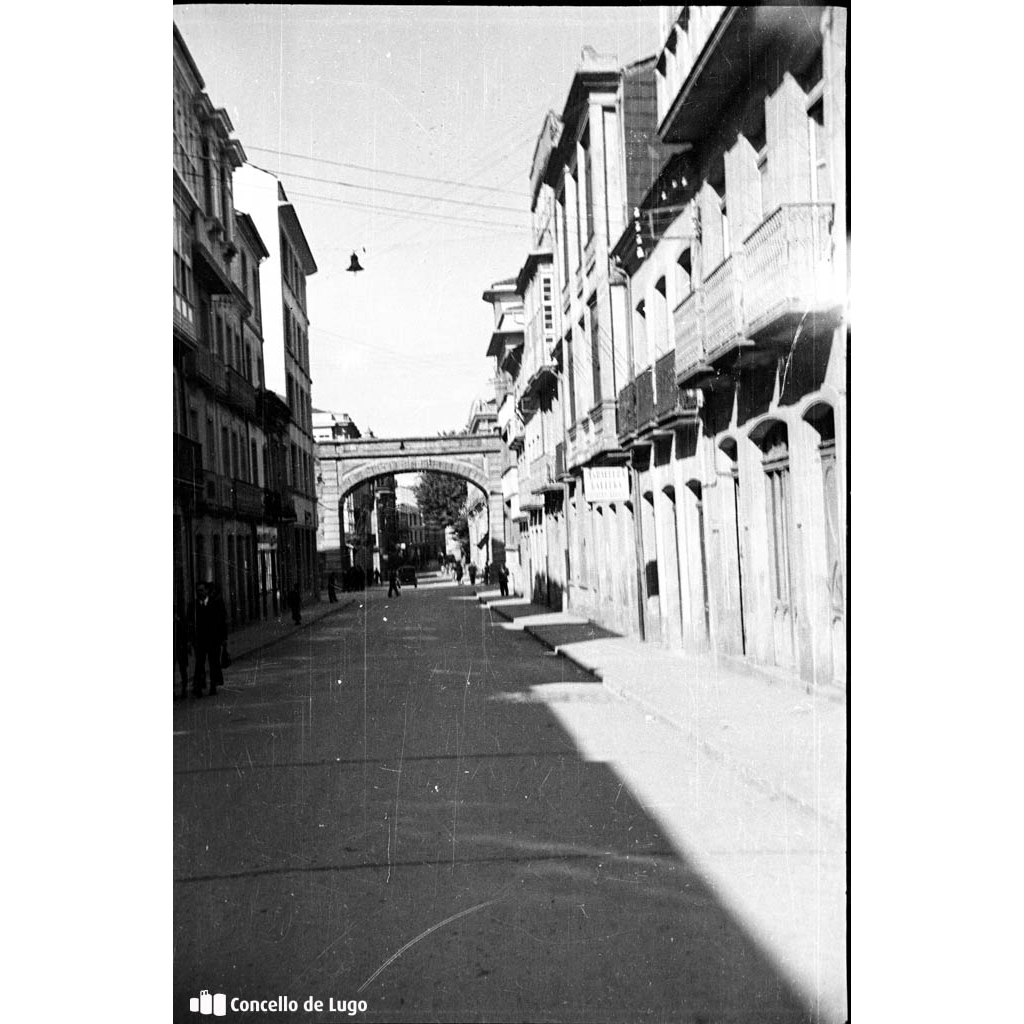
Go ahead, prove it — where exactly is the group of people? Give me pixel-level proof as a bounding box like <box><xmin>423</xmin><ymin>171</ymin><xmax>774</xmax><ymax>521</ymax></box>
<box><xmin>438</xmin><ymin>558</ymin><xmax>509</xmax><ymax>595</ymax></box>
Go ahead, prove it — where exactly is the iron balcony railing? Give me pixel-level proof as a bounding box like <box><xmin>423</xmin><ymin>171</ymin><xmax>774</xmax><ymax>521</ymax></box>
<box><xmin>185</xmin><ymin>346</ymin><xmax>228</xmax><ymax>395</ymax></box>
<box><xmin>226</xmin><ymin>368</ymin><xmax>258</xmax><ymax>419</ymax></box>
<box><xmin>173</xmin><ymin>433</ymin><xmax>203</xmax><ymax>500</ymax></box>
<box><xmin>201</xmin><ymin>470</ymin><xmax>231</xmax><ymax>512</ymax></box>
<box><xmin>703</xmin><ymin>254</ymin><xmax>744</xmax><ymax>361</ymax></box>
<box><xmin>554</xmin><ymin>441</ymin><xmax>566</xmax><ymax>480</ymax></box>
<box><xmin>636</xmin><ymin>366</ymin><xmax>656</xmax><ymax>432</ymax></box>
<box><xmin>674</xmin><ymin>288</ymin><xmax>707</xmax><ymax>380</ymax></box>
<box><xmin>617</xmin><ymin>380</ymin><xmax>637</xmax><ymax>440</ymax></box>
<box><xmin>742</xmin><ymin>202</ymin><xmax>836</xmax><ymax>340</ymax></box>
<box><xmin>654</xmin><ymin>351</ymin><xmax>678</xmax><ymax>420</ymax></box>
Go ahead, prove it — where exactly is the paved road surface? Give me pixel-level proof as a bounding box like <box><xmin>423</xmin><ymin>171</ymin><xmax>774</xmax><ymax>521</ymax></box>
<box><xmin>174</xmin><ymin>577</ymin><xmax>830</xmax><ymax>1022</ymax></box>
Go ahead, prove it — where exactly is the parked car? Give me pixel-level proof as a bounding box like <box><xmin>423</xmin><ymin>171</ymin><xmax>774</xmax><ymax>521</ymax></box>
<box><xmin>398</xmin><ymin>565</ymin><xmax>418</xmax><ymax>588</ymax></box>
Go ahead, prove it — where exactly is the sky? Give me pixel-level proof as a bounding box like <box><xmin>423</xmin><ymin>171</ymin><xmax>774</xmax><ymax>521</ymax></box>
<box><xmin>173</xmin><ymin>5</ymin><xmax>662</xmax><ymax>439</ymax></box>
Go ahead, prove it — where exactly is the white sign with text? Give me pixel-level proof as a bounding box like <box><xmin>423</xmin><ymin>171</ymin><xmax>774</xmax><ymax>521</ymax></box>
<box><xmin>582</xmin><ymin>466</ymin><xmax>629</xmax><ymax>503</ymax></box>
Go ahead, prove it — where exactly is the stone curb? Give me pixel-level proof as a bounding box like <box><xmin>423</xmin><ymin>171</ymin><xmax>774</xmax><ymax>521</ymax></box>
<box><xmin>228</xmin><ymin>597</ymin><xmax>359</xmax><ymax>663</ymax></box>
<box><xmin>480</xmin><ymin>594</ymin><xmax>842</xmax><ymax>831</ymax></box>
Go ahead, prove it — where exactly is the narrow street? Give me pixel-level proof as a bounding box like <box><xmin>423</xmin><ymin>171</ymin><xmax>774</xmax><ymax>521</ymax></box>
<box><xmin>174</xmin><ymin>574</ymin><xmax>837</xmax><ymax>1023</ymax></box>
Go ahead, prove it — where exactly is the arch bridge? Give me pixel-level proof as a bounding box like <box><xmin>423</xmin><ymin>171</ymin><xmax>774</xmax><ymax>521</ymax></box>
<box><xmin>316</xmin><ymin>433</ymin><xmax>508</xmax><ymax>572</ymax></box>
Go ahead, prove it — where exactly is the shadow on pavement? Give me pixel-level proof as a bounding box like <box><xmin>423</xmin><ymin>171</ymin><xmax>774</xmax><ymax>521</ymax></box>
<box><xmin>174</xmin><ymin>585</ymin><xmax>824</xmax><ymax>1023</ymax></box>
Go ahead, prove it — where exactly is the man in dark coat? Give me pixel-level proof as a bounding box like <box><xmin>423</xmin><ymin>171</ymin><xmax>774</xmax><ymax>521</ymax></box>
<box><xmin>187</xmin><ymin>582</ymin><xmax>227</xmax><ymax>697</ymax></box>
<box><xmin>498</xmin><ymin>564</ymin><xmax>509</xmax><ymax>597</ymax></box>
<box><xmin>387</xmin><ymin>567</ymin><xmax>401</xmax><ymax>598</ymax></box>
<box><xmin>468</xmin><ymin>563</ymin><xmax>477</xmax><ymax>585</ymax></box>
<box><xmin>327</xmin><ymin>572</ymin><xmax>338</xmax><ymax>603</ymax></box>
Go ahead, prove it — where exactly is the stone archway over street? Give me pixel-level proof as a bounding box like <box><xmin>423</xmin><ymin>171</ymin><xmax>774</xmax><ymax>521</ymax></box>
<box><xmin>316</xmin><ymin>433</ymin><xmax>508</xmax><ymax>572</ymax></box>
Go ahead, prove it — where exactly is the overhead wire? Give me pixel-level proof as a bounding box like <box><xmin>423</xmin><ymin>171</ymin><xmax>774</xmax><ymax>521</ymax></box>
<box><xmin>244</xmin><ymin>144</ymin><xmax>529</xmax><ymax>197</ymax></box>
<box><xmin>246</xmin><ymin>162</ymin><xmax>529</xmax><ymax>214</ymax></box>
<box><xmin>178</xmin><ymin>162</ymin><xmax>526</xmax><ymax>232</ymax></box>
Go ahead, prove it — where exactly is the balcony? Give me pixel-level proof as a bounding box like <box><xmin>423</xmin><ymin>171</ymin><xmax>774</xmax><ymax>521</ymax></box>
<box><xmin>554</xmin><ymin>441</ymin><xmax>568</xmax><ymax>482</ymax></box>
<box><xmin>635</xmin><ymin>367</ymin><xmax>656</xmax><ymax>434</ymax></box>
<box><xmin>742</xmin><ymin>203</ymin><xmax>840</xmax><ymax>346</ymax></box>
<box><xmin>233</xmin><ymin>479</ymin><xmax>264</xmax><ymax>519</ymax></box>
<box><xmin>173</xmin><ymin>433</ymin><xmax>203</xmax><ymax>504</ymax></box>
<box><xmin>191</xmin><ymin>209</ymin><xmax>235</xmax><ymax>294</ymax></box>
<box><xmin>184</xmin><ymin>346</ymin><xmax>227</xmax><ymax>395</ymax></box>
<box><xmin>703</xmin><ymin>255</ymin><xmax>745</xmax><ymax>362</ymax></box>
<box><xmin>654</xmin><ymin>351</ymin><xmax>701</xmax><ymax>430</ymax></box>
<box><xmin>659</xmin><ymin>7</ymin><xmax>821</xmax><ymax>145</ymax></box>
<box><xmin>226</xmin><ymin>368</ymin><xmax>258</xmax><ymax>419</ymax></box>
<box><xmin>263</xmin><ymin>489</ymin><xmax>297</xmax><ymax>522</ymax></box>
<box><xmin>200</xmin><ymin>470</ymin><xmax>232</xmax><ymax>513</ymax></box>
<box><xmin>674</xmin><ymin>289</ymin><xmax>713</xmax><ymax>383</ymax></box>
<box><xmin>616</xmin><ymin>380</ymin><xmax>637</xmax><ymax>442</ymax></box>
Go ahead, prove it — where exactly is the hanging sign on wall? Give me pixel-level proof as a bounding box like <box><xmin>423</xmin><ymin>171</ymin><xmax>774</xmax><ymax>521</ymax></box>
<box><xmin>582</xmin><ymin>466</ymin><xmax>629</xmax><ymax>503</ymax></box>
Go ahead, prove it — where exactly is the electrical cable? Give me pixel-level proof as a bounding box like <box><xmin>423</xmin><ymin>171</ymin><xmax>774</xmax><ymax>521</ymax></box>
<box><xmin>247</xmin><ymin>162</ymin><xmax>528</xmax><ymax>215</ymax></box>
<box><xmin>243</xmin><ymin>143</ymin><xmax>531</xmax><ymax>197</ymax></box>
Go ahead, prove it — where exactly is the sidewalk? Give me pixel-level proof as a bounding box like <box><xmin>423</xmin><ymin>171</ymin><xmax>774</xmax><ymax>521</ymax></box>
<box><xmin>478</xmin><ymin>589</ymin><xmax>846</xmax><ymax>830</ymax></box>
<box><xmin>174</xmin><ymin>593</ymin><xmax>358</xmax><ymax>696</ymax></box>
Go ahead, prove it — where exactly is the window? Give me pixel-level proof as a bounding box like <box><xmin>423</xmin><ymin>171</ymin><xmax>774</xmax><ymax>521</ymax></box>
<box><xmin>654</xmin><ymin>277</ymin><xmax>669</xmax><ymax>354</ymax></box>
<box><xmin>215</xmin><ymin>314</ymin><xmax>224</xmax><ymax>361</ymax></box>
<box><xmin>173</xmin><ymin>205</ymin><xmax>195</xmax><ymax>325</ymax></box>
<box><xmin>808</xmin><ymin>99</ymin><xmax>829</xmax><ymax>202</ymax></box>
<box><xmin>202</xmin><ymin>137</ymin><xmax>214</xmax><ymax>214</ymax></box>
<box><xmin>541</xmin><ymin>274</ymin><xmax>554</xmax><ymax>333</ymax></box>
<box><xmin>761</xmin><ymin>427</ymin><xmax>792</xmax><ymax>609</ymax></box>
<box><xmin>221</xmin><ymin>426</ymin><xmax>230</xmax><ymax>477</ymax></box>
<box><xmin>633</xmin><ymin>299</ymin><xmax>648</xmax><ymax>370</ymax></box>
<box><xmin>720</xmin><ymin>196</ymin><xmax>730</xmax><ymax>259</ymax></box>
<box><xmin>572</xmin><ymin>167</ymin><xmax>583</xmax><ymax>268</ymax></box>
<box><xmin>283</xmin><ymin>303</ymin><xmax>291</xmax><ymax>351</ymax></box>
<box><xmin>565</xmin><ymin>331</ymin><xmax>577</xmax><ymax>424</ymax></box>
<box><xmin>251</xmin><ymin>440</ymin><xmax>259</xmax><ymax>486</ymax></box>
<box><xmin>241</xmin><ymin>251</ymin><xmax>248</xmax><ymax>300</ymax></box>
<box><xmin>206</xmin><ymin>418</ymin><xmax>215</xmax><ymax>471</ymax></box>
<box><xmin>286</xmin><ymin>374</ymin><xmax>294</xmax><ymax>411</ymax></box>
<box><xmin>582</xmin><ymin>126</ymin><xmax>594</xmax><ymax>242</ymax></box>
<box><xmin>676</xmin><ymin>249</ymin><xmax>692</xmax><ymax>300</ymax></box>
<box><xmin>252</xmin><ymin>266</ymin><xmax>261</xmax><ymax>324</ymax></box>
<box><xmin>558</xmin><ymin>186</ymin><xmax>570</xmax><ymax>284</ymax></box>
<box><xmin>588</xmin><ymin>302</ymin><xmax>602</xmax><ymax>404</ymax></box>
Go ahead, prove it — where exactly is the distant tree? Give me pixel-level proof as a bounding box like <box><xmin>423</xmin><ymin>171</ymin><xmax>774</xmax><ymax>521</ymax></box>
<box><xmin>414</xmin><ymin>472</ymin><xmax>469</xmax><ymax>545</ymax></box>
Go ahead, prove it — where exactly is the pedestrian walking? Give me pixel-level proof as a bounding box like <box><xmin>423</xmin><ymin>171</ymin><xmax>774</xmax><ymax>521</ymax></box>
<box><xmin>387</xmin><ymin>567</ymin><xmax>401</xmax><ymax>597</ymax></box>
<box><xmin>327</xmin><ymin>572</ymin><xmax>338</xmax><ymax>603</ymax></box>
<box><xmin>498</xmin><ymin>564</ymin><xmax>509</xmax><ymax>597</ymax></box>
<box><xmin>483</xmin><ymin>563</ymin><xmax>490</xmax><ymax>585</ymax></box>
<box><xmin>187</xmin><ymin>581</ymin><xmax>227</xmax><ymax>697</ymax></box>
<box><xmin>373</xmin><ymin>568</ymin><xmax>381</xmax><ymax>585</ymax></box>
<box><xmin>454</xmin><ymin>561</ymin><xmax>464</xmax><ymax>584</ymax></box>
<box><xmin>468</xmin><ymin>563</ymin><xmax>477</xmax><ymax>585</ymax></box>
<box><xmin>288</xmin><ymin>583</ymin><xmax>302</xmax><ymax>624</ymax></box>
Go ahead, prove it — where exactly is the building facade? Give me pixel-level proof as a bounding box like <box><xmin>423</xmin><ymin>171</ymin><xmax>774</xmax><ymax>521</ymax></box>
<box><xmin>233</xmin><ymin>163</ymin><xmax>320</xmax><ymax>608</ymax></box>
<box><xmin>609</xmin><ymin>5</ymin><xmax>847</xmax><ymax>688</ymax></box>
<box><xmin>535</xmin><ymin>48</ymin><xmax>672</xmax><ymax>634</ymax></box>
<box><xmin>483</xmin><ymin>279</ymin><xmax>526</xmax><ymax>591</ymax></box>
<box><xmin>482</xmin><ymin>11</ymin><xmax>847</xmax><ymax>694</ymax></box>
<box><xmin>174</xmin><ymin>26</ymin><xmax>287</xmax><ymax>632</ymax></box>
